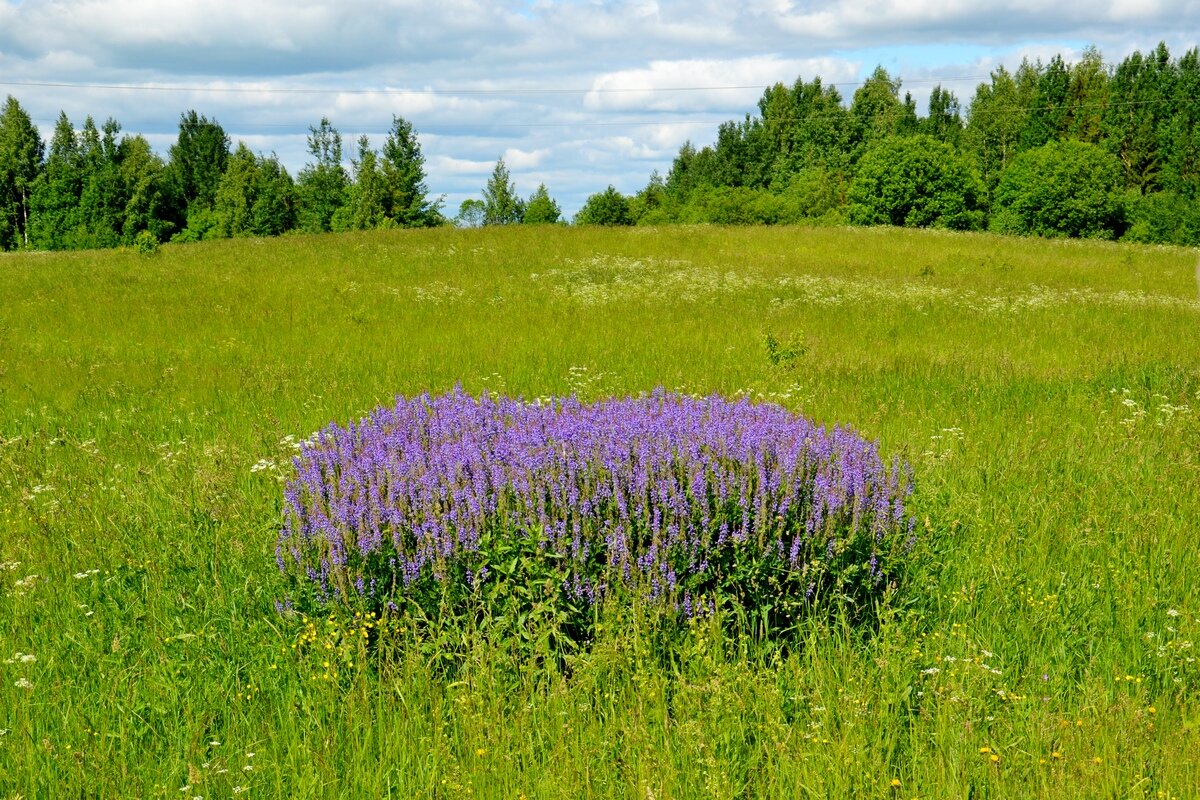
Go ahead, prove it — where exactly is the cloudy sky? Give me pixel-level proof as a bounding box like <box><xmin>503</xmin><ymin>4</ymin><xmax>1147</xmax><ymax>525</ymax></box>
<box><xmin>1</xmin><ymin>0</ymin><xmax>1197</xmax><ymax>217</ymax></box>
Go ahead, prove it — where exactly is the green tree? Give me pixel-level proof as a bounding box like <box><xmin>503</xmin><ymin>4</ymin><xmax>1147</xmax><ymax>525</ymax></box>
<box><xmin>212</xmin><ymin>143</ymin><xmax>259</xmax><ymax>237</ymax></box>
<box><xmin>482</xmin><ymin>157</ymin><xmax>523</xmax><ymax>224</ymax></box>
<box><xmin>1102</xmin><ymin>43</ymin><xmax>1176</xmax><ymax>193</ymax></box>
<box><xmin>0</xmin><ymin>96</ymin><xmax>44</xmax><ymax>249</ymax></box>
<box><xmin>847</xmin><ymin>135</ymin><xmax>984</xmax><ymax>230</ymax></box>
<box><xmin>455</xmin><ymin>198</ymin><xmax>486</xmax><ymax>227</ymax></box>
<box><xmin>849</xmin><ymin>66</ymin><xmax>906</xmax><ymax>153</ymax></box>
<box><xmin>575</xmin><ymin>185</ymin><xmax>632</xmax><ymax>226</ymax></box>
<box><xmin>381</xmin><ymin>116</ymin><xmax>437</xmax><ymax>227</ymax></box>
<box><xmin>964</xmin><ymin>66</ymin><xmax>1028</xmax><ymax>193</ymax></box>
<box><xmin>1022</xmin><ymin>55</ymin><xmax>1072</xmax><ymax>150</ymax></box>
<box><xmin>167</xmin><ymin>111</ymin><xmax>230</xmax><ymax>213</ymax></box>
<box><xmin>1162</xmin><ymin>47</ymin><xmax>1200</xmax><ymax>199</ymax></box>
<box><xmin>1066</xmin><ymin>46</ymin><xmax>1108</xmax><ymax>143</ymax></box>
<box><xmin>922</xmin><ymin>86</ymin><xmax>963</xmax><ymax>145</ymax></box>
<box><xmin>1122</xmin><ymin>190</ymin><xmax>1200</xmax><ymax>245</ymax></box>
<box><xmin>629</xmin><ymin>171</ymin><xmax>674</xmax><ymax>224</ymax></box>
<box><xmin>522</xmin><ymin>184</ymin><xmax>561</xmax><ymax>224</ymax></box>
<box><xmin>250</xmin><ymin>155</ymin><xmax>296</xmax><ymax>236</ymax></box>
<box><xmin>342</xmin><ymin>135</ymin><xmax>389</xmax><ymax>231</ymax></box>
<box><xmin>211</xmin><ymin>144</ymin><xmax>296</xmax><ymax>238</ymax></box>
<box><xmin>28</xmin><ymin>112</ymin><xmax>81</xmax><ymax>250</ymax></box>
<box><xmin>117</xmin><ymin>134</ymin><xmax>171</xmax><ymax>243</ymax></box>
<box><xmin>992</xmin><ymin>140</ymin><xmax>1124</xmax><ymax>238</ymax></box>
<box><xmin>666</xmin><ymin>141</ymin><xmax>700</xmax><ymax>198</ymax></box>
<box><xmin>73</xmin><ymin>117</ymin><xmax>123</xmax><ymax>249</ymax></box>
<box><xmin>770</xmin><ymin>77</ymin><xmax>853</xmax><ymax>186</ymax></box>
<box><xmin>297</xmin><ymin>117</ymin><xmax>350</xmax><ymax>233</ymax></box>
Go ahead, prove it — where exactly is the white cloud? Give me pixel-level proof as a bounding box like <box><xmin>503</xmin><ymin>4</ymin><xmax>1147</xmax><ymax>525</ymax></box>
<box><xmin>585</xmin><ymin>56</ymin><xmax>861</xmax><ymax>112</ymax></box>
<box><xmin>502</xmin><ymin>147</ymin><xmax>552</xmax><ymax>169</ymax></box>
<box><xmin>429</xmin><ymin>155</ymin><xmax>496</xmax><ymax>176</ymax></box>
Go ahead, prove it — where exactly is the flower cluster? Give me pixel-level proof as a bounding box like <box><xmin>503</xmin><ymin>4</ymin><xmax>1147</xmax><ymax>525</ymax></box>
<box><xmin>277</xmin><ymin>389</ymin><xmax>915</xmax><ymax>625</ymax></box>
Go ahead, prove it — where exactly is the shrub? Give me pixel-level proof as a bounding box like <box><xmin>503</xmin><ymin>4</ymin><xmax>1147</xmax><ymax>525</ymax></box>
<box><xmin>776</xmin><ymin>166</ymin><xmax>847</xmax><ymax>223</ymax></box>
<box><xmin>132</xmin><ymin>229</ymin><xmax>160</xmax><ymax>255</ymax></box>
<box><xmin>575</xmin><ymin>186</ymin><xmax>633</xmax><ymax>226</ymax></box>
<box><xmin>848</xmin><ymin>135</ymin><xmax>985</xmax><ymax>230</ymax></box>
<box><xmin>277</xmin><ymin>390</ymin><xmax>916</xmax><ymax>653</ymax></box>
<box><xmin>1122</xmin><ymin>191</ymin><xmax>1200</xmax><ymax>246</ymax></box>
<box><xmin>993</xmin><ymin>140</ymin><xmax>1125</xmax><ymax>239</ymax></box>
<box><xmin>676</xmin><ymin>186</ymin><xmax>783</xmax><ymax>225</ymax></box>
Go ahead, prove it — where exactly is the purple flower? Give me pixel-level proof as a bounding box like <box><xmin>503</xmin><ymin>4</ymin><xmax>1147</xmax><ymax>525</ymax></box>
<box><xmin>276</xmin><ymin>388</ymin><xmax>915</xmax><ymax>615</ymax></box>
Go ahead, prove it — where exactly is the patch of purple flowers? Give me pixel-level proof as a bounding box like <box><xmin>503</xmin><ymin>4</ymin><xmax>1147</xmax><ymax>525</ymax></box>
<box><xmin>277</xmin><ymin>388</ymin><xmax>915</xmax><ymax>620</ymax></box>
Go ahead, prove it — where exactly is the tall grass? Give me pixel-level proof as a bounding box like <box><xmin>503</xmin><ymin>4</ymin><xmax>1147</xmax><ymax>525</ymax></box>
<box><xmin>0</xmin><ymin>225</ymin><xmax>1197</xmax><ymax>798</ymax></box>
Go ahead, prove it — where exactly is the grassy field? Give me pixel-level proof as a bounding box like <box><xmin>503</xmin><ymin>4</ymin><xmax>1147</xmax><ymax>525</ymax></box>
<box><xmin>1</xmin><ymin>224</ymin><xmax>1198</xmax><ymax>798</ymax></box>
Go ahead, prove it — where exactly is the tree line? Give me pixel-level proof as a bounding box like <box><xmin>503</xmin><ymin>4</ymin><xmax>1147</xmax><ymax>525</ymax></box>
<box><xmin>2</xmin><ymin>42</ymin><xmax>1198</xmax><ymax>251</ymax></box>
<box><xmin>0</xmin><ymin>105</ymin><xmax>444</xmax><ymax>251</ymax></box>
<box><xmin>578</xmin><ymin>43</ymin><xmax>1200</xmax><ymax>245</ymax></box>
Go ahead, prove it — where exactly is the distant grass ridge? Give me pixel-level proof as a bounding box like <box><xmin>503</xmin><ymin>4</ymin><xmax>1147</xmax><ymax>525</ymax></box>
<box><xmin>277</xmin><ymin>388</ymin><xmax>915</xmax><ymax>644</ymax></box>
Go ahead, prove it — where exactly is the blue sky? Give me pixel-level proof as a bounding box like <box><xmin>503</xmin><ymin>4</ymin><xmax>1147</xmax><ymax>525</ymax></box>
<box><xmin>0</xmin><ymin>1</ymin><xmax>1196</xmax><ymax>217</ymax></box>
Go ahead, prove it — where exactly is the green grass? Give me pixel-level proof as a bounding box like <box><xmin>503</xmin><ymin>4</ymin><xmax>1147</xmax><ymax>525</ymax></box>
<box><xmin>1</xmin><ymin>224</ymin><xmax>1198</xmax><ymax>798</ymax></box>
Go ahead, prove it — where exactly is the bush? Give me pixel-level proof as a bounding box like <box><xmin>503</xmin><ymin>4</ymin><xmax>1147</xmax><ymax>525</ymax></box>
<box><xmin>575</xmin><ymin>186</ymin><xmax>633</xmax><ymax>226</ymax></box>
<box><xmin>277</xmin><ymin>390</ymin><xmax>918</xmax><ymax>657</ymax></box>
<box><xmin>676</xmin><ymin>186</ymin><xmax>783</xmax><ymax>225</ymax></box>
<box><xmin>1122</xmin><ymin>191</ymin><xmax>1200</xmax><ymax>246</ymax></box>
<box><xmin>132</xmin><ymin>229</ymin><xmax>160</xmax><ymax>255</ymax></box>
<box><xmin>776</xmin><ymin>167</ymin><xmax>847</xmax><ymax>223</ymax></box>
<box><xmin>993</xmin><ymin>140</ymin><xmax>1125</xmax><ymax>239</ymax></box>
<box><xmin>848</xmin><ymin>135</ymin><xmax>985</xmax><ymax>230</ymax></box>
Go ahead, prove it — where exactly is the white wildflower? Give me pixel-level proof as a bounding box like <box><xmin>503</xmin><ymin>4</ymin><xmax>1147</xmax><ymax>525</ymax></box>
<box><xmin>14</xmin><ymin>678</ymin><xmax>32</xmax><ymax>689</ymax></box>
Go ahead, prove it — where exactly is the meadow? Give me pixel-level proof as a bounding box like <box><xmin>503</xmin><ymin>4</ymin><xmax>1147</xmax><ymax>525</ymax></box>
<box><xmin>0</xmin><ymin>224</ymin><xmax>1198</xmax><ymax>798</ymax></box>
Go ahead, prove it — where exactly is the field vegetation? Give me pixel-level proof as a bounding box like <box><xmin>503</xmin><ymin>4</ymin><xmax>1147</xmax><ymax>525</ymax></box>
<box><xmin>1</xmin><ymin>224</ymin><xmax>1198</xmax><ymax>798</ymax></box>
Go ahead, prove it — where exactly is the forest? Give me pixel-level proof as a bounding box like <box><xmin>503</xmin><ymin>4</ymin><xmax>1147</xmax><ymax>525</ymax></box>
<box><xmin>0</xmin><ymin>42</ymin><xmax>1198</xmax><ymax>250</ymax></box>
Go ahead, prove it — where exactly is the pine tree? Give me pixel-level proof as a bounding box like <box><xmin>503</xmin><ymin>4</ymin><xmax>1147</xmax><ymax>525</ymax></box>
<box><xmin>381</xmin><ymin>116</ymin><xmax>436</xmax><ymax>227</ymax></box>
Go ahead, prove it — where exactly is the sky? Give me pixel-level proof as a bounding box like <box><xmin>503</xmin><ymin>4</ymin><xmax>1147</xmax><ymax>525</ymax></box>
<box><xmin>0</xmin><ymin>1</ymin><xmax>1197</xmax><ymax>218</ymax></box>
